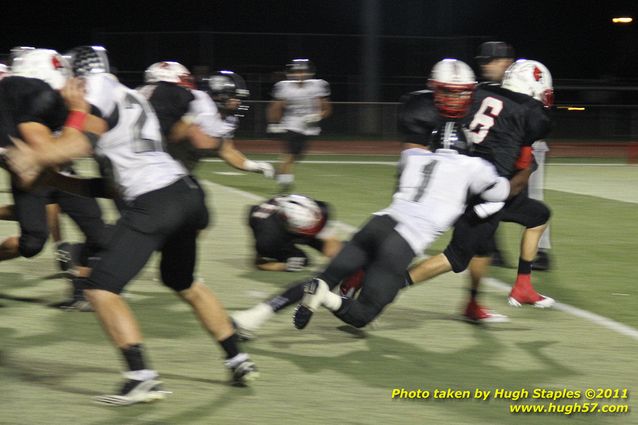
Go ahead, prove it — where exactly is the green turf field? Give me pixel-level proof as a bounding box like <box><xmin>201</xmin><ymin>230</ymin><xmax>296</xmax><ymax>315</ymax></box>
<box><xmin>1</xmin><ymin>157</ymin><xmax>637</xmax><ymax>425</ymax></box>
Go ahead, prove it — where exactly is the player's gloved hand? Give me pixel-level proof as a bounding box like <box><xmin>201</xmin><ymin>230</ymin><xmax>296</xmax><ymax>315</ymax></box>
<box><xmin>256</xmin><ymin>161</ymin><xmax>275</xmax><ymax>178</ymax></box>
<box><xmin>267</xmin><ymin>123</ymin><xmax>286</xmax><ymax>134</ymax></box>
<box><xmin>473</xmin><ymin>201</ymin><xmax>505</xmax><ymax>219</ymax></box>
<box><xmin>303</xmin><ymin>114</ymin><xmax>322</xmax><ymax>125</ymax></box>
<box><xmin>285</xmin><ymin>257</ymin><xmax>307</xmax><ymax>272</ymax></box>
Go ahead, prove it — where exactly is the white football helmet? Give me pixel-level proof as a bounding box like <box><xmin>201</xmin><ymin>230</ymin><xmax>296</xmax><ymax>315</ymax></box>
<box><xmin>428</xmin><ymin>59</ymin><xmax>477</xmax><ymax>118</ymax></box>
<box><xmin>277</xmin><ymin>194</ymin><xmax>326</xmax><ymax>236</ymax></box>
<box><xmin>502</xmin><ymin>59</ymin><xmax>554</xmax><ymax>107</ymax></box>
<box><xmin>144</xmin><ymin>61</ymin><xmax>193</xmax><ymax>88</ymax></box>
<box><xmin>10</xmin><ymin>48</ymin><xmax>71</xmax><ymax>90</ymax></box>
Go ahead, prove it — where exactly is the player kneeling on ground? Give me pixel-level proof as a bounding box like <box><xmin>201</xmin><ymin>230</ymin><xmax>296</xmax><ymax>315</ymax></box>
<box><xmin>249</xmin><ymin>194</ymin><xmax>341</xmax><ymax>272</ymax></box>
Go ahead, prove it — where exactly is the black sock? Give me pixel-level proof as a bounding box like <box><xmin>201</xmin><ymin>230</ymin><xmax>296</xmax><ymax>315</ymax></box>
<box><xmin>518</xmin><ymin>258</ymin><xmax>532</xmax><ymax>275</ymax></box>
<box><xmin>266</xmin><ymin>281</ymin><xmax>306</xmax><ymax>312</ymax></box>
<box><xmin>121</xmin><ymin>343</ymin><xmax>147</xmax><ymax>372</ymax></box>
<box><xmin>219</xmin><ymin>334</ymin><xmax>240</xmax><ymax>359</ymax></box>
<box><xmin>404</xmin><ymin>271</ymin><xmax>414</xmax><ymax>287</ymax></box>
<box><xmin>469</xmin><ymin>288</ymin><xmax>479</xmax><ymax>301</ymax></box>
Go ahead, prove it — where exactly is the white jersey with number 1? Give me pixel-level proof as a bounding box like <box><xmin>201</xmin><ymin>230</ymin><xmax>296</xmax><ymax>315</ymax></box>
<box><xmin>85</xmin><ymin>73</ymin><xmax>187</xmax><ymax>200</ymax></box>
<box><xmin>378</xmin><ymin>147</ymin><xmax>509</xmax><ymax>253</ymax></box>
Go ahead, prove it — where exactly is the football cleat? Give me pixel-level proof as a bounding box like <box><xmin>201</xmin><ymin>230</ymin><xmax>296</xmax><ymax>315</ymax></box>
<box><xmin>508</xmin><ymin>285</ymin><xmax>555</xmax><ymax>308</ymax></box>
<box><xmin>293</xmin><ymin>279</ymin><xmax>328</xmax><ymax>329</ymax></box>
<box><xmin>94</xmin><ymin>378</ymin><xmax>169</xmax><ymax>406</ymax></box>
<box><xmin>55</xmin><ymin>242</ymin><xmax>73</xmax><ymax>272</ymax></box>
<box><xmin>225</xmin><ymin>353</ymin><xmax>259</xmax><ymax>387</ymax></box>
<box><xmin>462</xmin><ymin>300</ymin><xmax>509</xmax><ymax>324</ymax></box>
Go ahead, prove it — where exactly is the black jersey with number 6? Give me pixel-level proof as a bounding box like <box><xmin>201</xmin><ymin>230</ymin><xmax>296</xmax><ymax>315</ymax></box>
<box><xmin>467</xmin><ymin>84</ymin><xmax>551</xmax><ymax>178</ymax></box>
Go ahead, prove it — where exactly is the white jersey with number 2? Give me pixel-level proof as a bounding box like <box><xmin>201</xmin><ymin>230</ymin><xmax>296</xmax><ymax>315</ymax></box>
<box><xmin>378</xmin><ymin>147</ymin><xmax>509</xmax><ymax>253</ymax></box>
<box><xmin>85</xmin><ymin>73</ymin><xmax>187</xmax><ymax>200</ymax></box>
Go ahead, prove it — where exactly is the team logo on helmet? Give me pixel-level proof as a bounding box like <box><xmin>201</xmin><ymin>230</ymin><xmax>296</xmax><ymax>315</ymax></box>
<box><xmin>277</xmin><ymin>194</ymin><xmax>326</xmax><ymax>237</ymax></box>
<box><xmin>10</xmin><ymin>48</ymin><xmax>72</xmax><ymax>90</ymax></box>
<box><xmin>502</xmin><ymin>59</ymin><xmax>554</xmax><ymax>108</ymax></box>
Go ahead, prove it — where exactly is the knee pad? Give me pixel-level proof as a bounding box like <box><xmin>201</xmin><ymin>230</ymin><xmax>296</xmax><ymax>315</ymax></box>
<box><xmin>19</xmin><ymin>233</ymin><xmax>48</xmax><ymax>258</ymax></box>
<box><xmin>526</xmin><ymin>203</ymin><xmax>551</xmax><ymax>228</ymax></box>
<box><xmin>333</xmin><ymin>298</ymin><xmax>383</xmax><ymax>328</ymax></box>
<box><xmin>160</xmin><ymin>263</ymin><xmax>194</xmax><ymax>292</ymax></box>
<box><xmin>443</xmin><ymin>243</ymin><xmax>473</xmax><ymax>273</ymax></box>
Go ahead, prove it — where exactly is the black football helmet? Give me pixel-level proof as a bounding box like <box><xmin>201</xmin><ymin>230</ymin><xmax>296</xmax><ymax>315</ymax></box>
<box><xmin>203</xmin><ymin>70</ymin><xmax>249</xmax><ymax>115</ymax></box>
<box><xmin>286</xmin><ymin>58</ymin><xmax>315</xmax><ymax>80</ymax></box>
<box><xmin>64</xmin><ymin>46</ymin><xmax>110</xmax><ymax>77</ymax></box>
<box><xmin>430</xmin><ymin>121</ymin><xmax>473</xmax><ymax>154</ymax></box>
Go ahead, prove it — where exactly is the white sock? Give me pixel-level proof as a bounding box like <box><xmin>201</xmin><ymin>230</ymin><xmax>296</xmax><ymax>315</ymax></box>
<box><xmin>233</xmin><ymin>303</ymin><xmax>274</xmax><ymax>331</ymax></box>
<box><xmin>123</xmin><ymin>369</ymin><xmax>158</xmax><ymax>381</ymax></box>
<box><xmin>277</xmin><ymin>174</ymin><xmax>294</xmax><ymax>185</ymax></box>
<box><xmin>322</xmin><ymin>291</ymin><xmax>343</xmax><ymax>312</ymax></box>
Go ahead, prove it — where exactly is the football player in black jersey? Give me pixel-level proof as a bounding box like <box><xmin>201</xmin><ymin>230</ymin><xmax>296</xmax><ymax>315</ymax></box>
<box><xmin>404</xmin><ymin>59</ymin><xmax>556</xmax><ymax>321</ymax></box>
<box><xmin>248</xmin><ymin>194</ymin><xmax>341</xmax><ymax>272</ymax></box>
<box><xmin>0</xmin><ymin>48</ymin><xmax>109</xmax><ymax>310</ymax></box>
<box><xmin>476</xmin><ymin>42</ymin><xmax>553</xmax><ymax>271</ymax></box>
<box><xmin>138</xmin><ymin>61</ymin><xmax>274</xmax><ymax>177</ymax></box>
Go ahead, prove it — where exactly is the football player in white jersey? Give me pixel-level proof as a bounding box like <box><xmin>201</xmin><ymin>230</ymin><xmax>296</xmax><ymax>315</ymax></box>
<box><xmin>292</xmin><ymin>107</ymin><xmax>511</xmax><ymax>330</ymax></box>
<box><xmin>139</xmin><ymin>62</ymin><xmax>274</xmax><ymax>177</ymax></box>
<box><xmin>267</xmin><ymin>59</ymin><xmax>331</xmax><ymax>192</ymax></box>
<box><xmin>6</xmin><ymin>46</ymin><xmax>259</xmax><ymax>405</ymax></box>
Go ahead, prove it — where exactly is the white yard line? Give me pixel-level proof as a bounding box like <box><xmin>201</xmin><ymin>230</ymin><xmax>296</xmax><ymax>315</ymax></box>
<box><xmin>201</xmin><ymin>179</ymin><xmax>638</xmax><ymax>341</ymax></box>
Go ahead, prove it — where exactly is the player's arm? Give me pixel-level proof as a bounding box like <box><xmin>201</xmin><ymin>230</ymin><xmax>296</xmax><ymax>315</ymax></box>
<box><xmin>218</xmin><ymin>139</ymin><xmax>274</xmax><ymax>177</ymax></box>
<box><xmin>319</xmin><ymin>96</ymin><xmax>332</xmax><ymax>120</ymax></box>
<box><xmin>267</xmin><ymin>100</ymin><xmax>285</xmax><ymax>124</ymax></box>
<box><xmin>39</xmin><ymin>170</ymin><xmax>113</xmax><ymax>198</ymax></box>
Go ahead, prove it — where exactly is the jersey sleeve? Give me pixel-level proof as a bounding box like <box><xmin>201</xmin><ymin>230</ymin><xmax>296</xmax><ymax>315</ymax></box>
<box><xmin>397</xmin><ymin>91</ymin><xmax>437</xmax><ymax>145</ymax></box>
<box><xmin>147</xmin><ymin>82</ymin><xmax>195</xmax><ymax>136</ymax></box>
<box><xmin>316</xmin><ymin>79</ymin><xmax>330</xmax><ymax>97</ymax></box>
<box><xmin>468</xmin><ymin>159</ymin><xmax>510</xmax><ymax>202</ymax></box>
<box><xmin>271</xmin><ymin>81</ymin><xmax>286</xmax><ymax>100</ymax></box>
<box><xmin>85</xmin><ymin>74</ymin><xmax>119</xmax><ymax>118</ymax></box>
<box><xmin>189</xmin><ymin>90</ymin><xmax>227</xmax><ymax>138</ymax></box>
<box><xmin>524</xmin><ymin>101</ymin><xmax>552</xmax><ymax>144</ymax></box>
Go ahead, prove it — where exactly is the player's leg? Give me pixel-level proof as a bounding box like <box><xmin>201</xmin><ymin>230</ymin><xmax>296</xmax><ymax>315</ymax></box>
<box><xmin>501</xmin><ymin>195</ymin><xmax>554</xmax><ymax>307</ymax></box>
<box><xmin>293</xmin><ymin>215</ymin><xmax>396</xmax><ymax>329</ymax></box>
<box><xmin>277</xmin><ymin>131</ymin><xmax>306</xmax><ymax>192</ymax></box>
<box><xmin>160</xmin><ymin>223</ymin><xmax>259</xmax><ymax>386</ymax></box>
<box><xmin>84</xmin><ymin>181</ymin><xmax>200</xmax><ymax>405</ymax></box>
<box><xmin>529</xmin><ymin>140</ymin><xmax>552</xmax><ymax>270</ymax></box>
<box><xmin>1</xmin><ymin>183</ymin><xmax>49</xmax><ymax>260</ymax></box>
<box><xmin>81</xmin><ymin>223</ymin><xmax>165</xmax><ymax>405</ymax></box>
<box><xmin>330</xmin><ymin>230</ymin><xmax>415</xmax><ymax>328</ymax></box>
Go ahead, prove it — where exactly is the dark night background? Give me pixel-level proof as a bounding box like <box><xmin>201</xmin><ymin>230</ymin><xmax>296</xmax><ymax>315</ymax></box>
<box><xmin>2</xmin><ymin>0</ymin><xmax>638</xmax><ymax>102</ymax></box>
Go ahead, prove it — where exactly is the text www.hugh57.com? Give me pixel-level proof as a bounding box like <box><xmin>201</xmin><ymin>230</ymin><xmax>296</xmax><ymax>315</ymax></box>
<box><xmin>510</xmin><ymin>402</ymin><xmax>629</xmax><ymax>416</ymax></box>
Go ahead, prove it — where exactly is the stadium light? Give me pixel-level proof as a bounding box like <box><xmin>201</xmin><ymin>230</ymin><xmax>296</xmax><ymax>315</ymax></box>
<box><xmin>557</xmin><ymin>106</ymin><xmax>586</xmax><ymax>111</ymax></box>
<box><xmin>612</xmin><ymin>17</ymin><xmax>633</xmax><ymax>24</ymax></box>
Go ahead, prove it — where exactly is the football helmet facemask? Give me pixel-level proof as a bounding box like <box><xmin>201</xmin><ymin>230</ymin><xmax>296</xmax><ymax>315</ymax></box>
<box><xmin>64</xmin><ymin>45</ymin><xmax>110</xmax><ymax>76</ymax></box>
<box><xmin>204</xmin><ymin>70</ymin><xmax>249</xmax><ymax>112</ymax></box>
<box><xmin>286</xmin><ymin>58</ymin><xmax>315</xmax><ymax>80</ymax></box>
<box><xmin>428</xmin><ymin>59</ymin><xmax>477</xmax><ymax>119</ymax></box>
<box><xmin>502</xmin><ymin>59</ymin><xmax>554</xmax><ymax>108</ymax></box>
